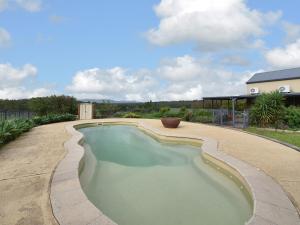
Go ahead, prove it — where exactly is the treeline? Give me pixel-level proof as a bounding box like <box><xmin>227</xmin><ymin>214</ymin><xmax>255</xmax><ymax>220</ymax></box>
<box><xmin>0</xmin><ymin>96</ymin><xmax>247</xmax><ymax>118</ymax></box>
<box><xmin>0</xmin><ymin>95</ymin><xmax>77</xmax><ymax>116</ymax></box>
<box><xmin>94</xmin><ymin>99</ymin><xmax>247</xmax><ymax>118</ymax></box>
<box><xmin>0</xmin><ymin>99</ymin><xmax>29</xmax><ymax>111</ymax></box>
<box><xmin>95</xmin><ymin>101</ymin><xmax>193</xmax><ymax>118</ymax></box>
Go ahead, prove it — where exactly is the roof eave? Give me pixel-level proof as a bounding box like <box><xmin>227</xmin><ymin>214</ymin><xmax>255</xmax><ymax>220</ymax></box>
<box><xmin>246</xmin><ymin>77</ymin><xmax>300</xmax><ymax>84</ymax></box>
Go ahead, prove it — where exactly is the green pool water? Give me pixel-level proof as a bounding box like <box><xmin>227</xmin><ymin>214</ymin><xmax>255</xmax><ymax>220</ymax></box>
<box><xmin>78</xmin><ymin>125</ymin><xmax>252</xmax><ymax>225</ymax></box>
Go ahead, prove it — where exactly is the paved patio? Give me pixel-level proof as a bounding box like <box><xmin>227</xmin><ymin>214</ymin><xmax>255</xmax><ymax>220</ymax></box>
<box><xmin>0</xmin><ymin>118</ymin><xmax>300</xmax><ymax>224</ymax></box>
<box><xmin>0</xmin><ymin>123</ymin><xmax>69</xmax><ymax>225</ymax></box>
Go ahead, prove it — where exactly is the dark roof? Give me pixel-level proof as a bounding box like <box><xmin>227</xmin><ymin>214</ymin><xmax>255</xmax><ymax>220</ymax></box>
<box><xmin>203</xmin><ymin>94</ymin><xmax>257</xmax><ymax>100</ymax></box>
<box><xmin>202</xmin><ymin>92</ymin><xmax>300</xmax><ymax>101</ymax></box>
<box><xmin>247</xmin><ymin>67</ymin><xmax>300</xmax><ymax>84</ymax></box>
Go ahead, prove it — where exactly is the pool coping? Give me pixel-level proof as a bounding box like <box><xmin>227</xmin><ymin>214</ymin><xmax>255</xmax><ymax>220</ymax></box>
<box><xmin>50</xmin><ymin>120</ymin><xmax>300</xmax><ymax>225</ymax></box>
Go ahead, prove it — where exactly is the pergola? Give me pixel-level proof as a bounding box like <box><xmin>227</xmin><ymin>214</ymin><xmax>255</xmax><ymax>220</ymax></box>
<box><xmin>202</xmin><ymin>92</ymin><xmax>300</xmax><ymax>126</ymax></box>
<box><xmin>202</xmin><ymin>95</ymin><xmax>256</xmax><ymax>127</ymax></box>
<box><xmin>203</xmin><ymin>92</ymin><xmax>300</xmax><ymax>109</ymax></box>
<box><xmin>202</xmin><ymin>94</ymin><xmax>255</xmax><ymax>109</ymax></box>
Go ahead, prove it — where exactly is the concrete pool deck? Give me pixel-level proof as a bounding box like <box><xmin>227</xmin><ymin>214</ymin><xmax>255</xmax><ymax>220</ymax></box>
<box><xmin>1</xmin><ymin>118</ymin><xmax>300</xmax><ymax>224</ymax></box>
<box><xmin>0</xmin><ymin>123</ymin><xmax>69</xmax><ymax>225</ymax></box>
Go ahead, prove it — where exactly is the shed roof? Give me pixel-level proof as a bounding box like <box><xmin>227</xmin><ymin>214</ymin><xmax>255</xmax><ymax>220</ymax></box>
<box><xmin>247</xmin><ymin>67</ymin><xmax>300</xmax><ymax>84</ymax></box>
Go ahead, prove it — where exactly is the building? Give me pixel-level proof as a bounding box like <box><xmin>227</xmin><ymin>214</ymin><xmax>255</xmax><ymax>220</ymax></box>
<box><xmin>202</xmin><ymin>67</ymin><xmax>300</xmax><ymax>127</ymax></box>
<box><xmin>203</xmin><ymin>67</ymin><xmax>300</xmax><ymax>108</ymax></box>
<box><xmin>247</xmin><ymin>67</ymin><xmax>300</xmax><ymax>95</ymax></box>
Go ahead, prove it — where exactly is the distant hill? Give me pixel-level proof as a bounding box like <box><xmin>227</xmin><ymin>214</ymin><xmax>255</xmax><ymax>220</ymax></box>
<box><xmin>79</xmin><ymin>99</ymin><xmax>140</xmax><ymax>104</ymax></box>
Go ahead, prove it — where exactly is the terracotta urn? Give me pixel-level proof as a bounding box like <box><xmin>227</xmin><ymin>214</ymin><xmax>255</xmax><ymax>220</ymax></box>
<box><xmin>161</xmin><ymin>117</ymin><xmax>181</xmax><ymax>128</ymax></box>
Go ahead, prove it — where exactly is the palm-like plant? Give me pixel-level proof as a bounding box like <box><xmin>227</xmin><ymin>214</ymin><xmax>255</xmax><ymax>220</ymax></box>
<box><xmin>250</xmin><ymin>91</ymin><xmax>285</xmax><ymax>128</ymax></box>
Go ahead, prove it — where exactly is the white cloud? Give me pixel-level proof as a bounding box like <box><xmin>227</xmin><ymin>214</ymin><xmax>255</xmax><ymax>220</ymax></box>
<box><xmin>66</xmin><ymin>55</ymin><xmax>255</xmax><ymax>101</ymax></box>
<box><xmin>15</xmin><ymin>0</ymin><xmax>41</xmax><ymax>12</ymax></box>
<box><xmin>0</xmin><ymin>28</ymin><xmax>11</xmax><ymax>47</ymax></box>
<box><xmin>0</xmin><ymin>87</ymin><xmax>51</xmax><ymax>99</ymax></box>
<box><xmin>156</xmin><ymin>55</ymin><xmax>253</xmax><ymax>99</ymax></box>
<box><xmin>282</xmin><ymin>21</ymin><xmax>300</xmax><ymax>43</ymax></box>
<box><xmin>146</xmin><ymin>0</ymin><xmax>281</xmax><ymax>50</ymax></box>
<box><xmin>0</xmin><ymin>63</ymin><xmax>37</xmax><ymax>87</ymax></box>
<box><xmin>49</xmin><ymin>15</ymin><xmax>65</xmax><ymax>24</ymax></box>
<box><xmin>157</xmin><ymin>55</ymin><xmax>203</xmax><ymax>81</ymax></box>
<box><xmin>0</xmin><ymin>0</ymin><xmax>7</xmax><ymax>11</ymax></box>
<box><xmin>0</xmin><ymin>63</ymin><xmax>53</xmax><ymax>99</ymax></box>
<box><xmin>155</xmin><ymin>55</ymin><xmax>251</xmax><ymax>100</ymax></box>
<box><xmin>251</xmin><ymin>39</ymin><xmax>266</xmax><ymax>49</ymax></box>
<box><xmin>265</xmin><ymin>39</ymin><xmax>300</xmax><ymax>69</ymax></box>
<box><xmin>221</xmin><ymin>55</ymin><xmax>250</xmax><ymax>66</ymax></box>
<box><xmin>160</xmin><ymin>84</ymin><xmax>203</xmax><ymax>101</ymax></box>
<box><xmin>66</xmin><ymin>67</ymin><xmax>158</xmax><ymax>101</ymax></box>
<box><xmin>0</xmin><ymin>0</ymin><xmax>42</xmax><ymax>12</ymax></box>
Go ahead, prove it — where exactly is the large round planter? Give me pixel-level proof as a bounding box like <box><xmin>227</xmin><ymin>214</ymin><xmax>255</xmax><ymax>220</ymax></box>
<box><xmin>161</xmin><ymin>117</ymin><xmax>181</xmax><ymax>128</ymax></box>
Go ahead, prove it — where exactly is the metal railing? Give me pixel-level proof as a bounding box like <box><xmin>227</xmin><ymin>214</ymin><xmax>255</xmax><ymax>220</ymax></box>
<box><xmin>208</xmin><ymin>109</ymin><xmax>249</xmax><ymax>128</ymax></box>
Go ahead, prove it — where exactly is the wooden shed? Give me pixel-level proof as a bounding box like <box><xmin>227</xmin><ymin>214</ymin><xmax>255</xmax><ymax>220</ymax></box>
<box><xmin>78</xmin><ymin>103</ymin><xmax>95</xmax><ymax>120</ymax></box>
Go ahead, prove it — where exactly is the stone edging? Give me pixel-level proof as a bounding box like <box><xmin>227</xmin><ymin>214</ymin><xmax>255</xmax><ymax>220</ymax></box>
<box><xmin>50</xmin><ymin>120</ymin><xmax>300</xmax><ymax>225</ymax></box>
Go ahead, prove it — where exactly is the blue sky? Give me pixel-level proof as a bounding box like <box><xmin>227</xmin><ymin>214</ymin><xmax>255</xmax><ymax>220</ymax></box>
<box><xmin>1</xmin><ymin>0</ymin><xmax>300</xmax><ymax>101</ymax></box>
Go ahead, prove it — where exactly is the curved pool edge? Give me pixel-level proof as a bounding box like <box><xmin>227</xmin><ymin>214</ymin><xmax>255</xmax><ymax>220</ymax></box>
<box><xmin>50</xmin><ymin>120</ymin><xmax>300</xmax><ymax>225</ymax></box>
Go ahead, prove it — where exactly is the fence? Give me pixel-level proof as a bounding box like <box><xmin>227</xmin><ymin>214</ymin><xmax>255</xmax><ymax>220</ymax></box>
<box><xmin>207</xmin><ymin>109</ymin><xmax>249</xmax><ymax>128</ymax></box>
<box><xmin>201</xmin><ymin>109</ymin><xmax>249</xmax><ymax>128</ymax></box>
<box><xmin>0</xmin><ymin>110</ymin><xmax>35</xmax><ymax>121</ymax></box>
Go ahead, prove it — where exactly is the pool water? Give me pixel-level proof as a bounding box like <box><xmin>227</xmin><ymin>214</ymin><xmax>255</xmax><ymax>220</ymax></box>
<box><xmin>79</xmin><ymin>125</ymin><xmax>252</xmax><ymax>225</ymax></box>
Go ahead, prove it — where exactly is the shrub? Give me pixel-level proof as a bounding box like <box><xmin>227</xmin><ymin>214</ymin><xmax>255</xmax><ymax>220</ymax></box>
<box><xmin>192</xmin><ymin>109</ymin><xmax>213</xmax><ymax>123</ymax></box>
<box><xmin>159</xmin><ymin>107</ymin><xmax>170</xmax><ymax>116</ymax></box>
<box><xmin>250</xmin><ymin>91</ymin><xmax>285</xmax><ymax>128</ymax></box>
<box><xmin>183</xmin><ymin>111</ymin><xmax>193</xmax><ymax>121</ymax></box>
<box><xmin>179</xmin><ymin>106</ymin><xmax>187</xmax><ymax>114</ymax></box>
<box><xmin>284</xmin><ymin>106</ymin><xmax>300</xmax><ymax>129</ymax></box>
<box><xmin>0</xmin><ymin>119</ymin><xmax>34</xmax><ymax>146</ymax></box>
<box><xmin>122</xmin><ymin>112</ymin><xmax>141</xmax><ymax>118</ymax></box>
<box><xmin>182</xmin><ymin>109</ymin><xmax>213</xmax><ymax>123</ymax></box>
<box><xmin>95</xmin><ymin>103</ymin><xmax>121</xmax><ymax>118</ymax></box>
<box><xmin>32</xmin><ymin>113</ymin><xmax>77</xmax><ymax>125</ymax></box>
<box><xmin>162</xmin><ymin>111</ymin><xmax>181</xmax><ymax>118</ymax></box>
<box><xmin>113</xmin><ymin>112</ymin><xmax>126</xmax><ymax>118</ymax></box>
<box><xmin>0</xmin><ymin>114</ymin><xmax>77</xmax><ymax>148</ymax></box>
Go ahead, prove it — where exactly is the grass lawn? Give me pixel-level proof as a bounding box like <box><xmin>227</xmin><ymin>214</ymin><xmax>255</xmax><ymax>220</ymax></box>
<box><xmin>245</xmin><ymin>127</ymin><xmax>300</xmax><ymax>148</ymax></box>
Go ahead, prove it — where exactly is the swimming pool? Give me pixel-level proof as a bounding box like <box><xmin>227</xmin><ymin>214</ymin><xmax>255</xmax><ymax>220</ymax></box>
<box><xmin>78</xmin><ymin>125</ymin><xmax>252</xmax><ymax>225</ymax></box>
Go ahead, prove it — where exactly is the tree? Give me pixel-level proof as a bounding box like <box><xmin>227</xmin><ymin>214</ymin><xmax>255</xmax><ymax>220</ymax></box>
<box><xmin>29</xmin><ymin>95</ymin><xmax>77</xmax><ymax>116</ymax></box>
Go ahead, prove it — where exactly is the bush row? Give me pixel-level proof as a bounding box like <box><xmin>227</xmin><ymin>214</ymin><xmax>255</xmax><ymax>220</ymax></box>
<box><xmin>122</xmin><ymin>112</ymin><xmax>141</xmax><ymax>118</ymax></box>
<box><xmin>32</xmin><ymin>113</ymin><xmax>77</xmax><ymax>125</ymax></box>
<box><xmin>284</xmin><ymin>106</ymin><xmax>300</xmax><ymax>129</ymax></box>
<box><xmin>183</xmin><ymin>109</ymin><xmax>213</xmax><ymax>123</ymax></box>
<box><xmin>0</xmin><ymin>114</ymin><xmax>77</xmax><ymax>147</ymax></box>
<box><xmin>116</xmin><ymin>107</ymin><xmax>214</xmax><ymax>123</ymax></box>
<box><xmin>0</xmin><ymin>119</ymin><xmax>34</xmax><ymax>146</ymax></box>
<box><xmin>250</xmin><ymin>91</ymin><xmax>300</xmax><ymax>129</ymax></box>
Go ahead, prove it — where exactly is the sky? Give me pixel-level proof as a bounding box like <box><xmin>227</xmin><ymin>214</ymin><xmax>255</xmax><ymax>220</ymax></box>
<box><xmin>1</xmin><ymin>0</ymin><xmax>300</xmax><ymax>101</ymax></box>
